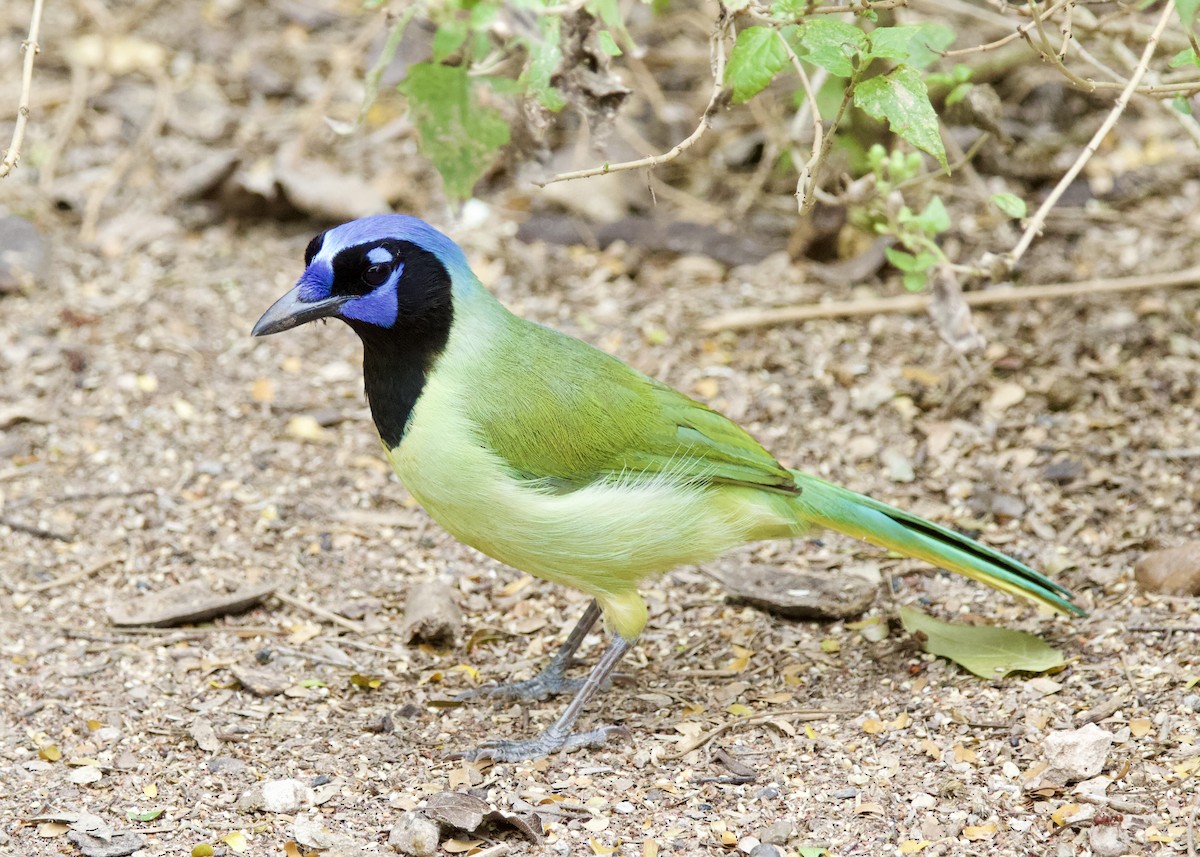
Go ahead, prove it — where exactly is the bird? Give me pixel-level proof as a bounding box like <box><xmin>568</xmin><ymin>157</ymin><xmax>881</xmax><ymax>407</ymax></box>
<box><xmin>252</xmin><ymin>214</ymin><xmax>1082</xmax><ymax>762</ymax></box>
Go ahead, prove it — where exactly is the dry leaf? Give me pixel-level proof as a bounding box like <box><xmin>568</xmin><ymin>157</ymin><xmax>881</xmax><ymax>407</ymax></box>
<box><xmin>1051</xmin><ymin>803</ymin><xmax>1083</xmax><ymax>826</ymax></box>
<box><xmin>1129</xmin><ymin>719</ymin><xmax>1152</xmax><ymax>738</ymax></box>
<box><xmin>962</xmin><ymin>822</ymin><xmax>997</xmax><ymax>840</ymax></box>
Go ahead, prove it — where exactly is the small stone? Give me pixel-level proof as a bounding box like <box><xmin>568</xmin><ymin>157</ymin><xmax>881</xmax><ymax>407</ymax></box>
<box><xmin>388</xmin><ymin>812</ymin><xmax>439</xmax><ymax>857</ymax></box>
<box><xmin>748</xmin><ymin>846</ymin><xmax>786</xmax><ymax>857</ymax></box>
<box><xmin>206</xmin><ymin>756</ymin><xmax>247</xmax><ymax>775</ymax></box>
<box><xmin>1042</xmin><ymin>459</ymin><xmax>1084</xmax><ymax>485</ymax></box>
<box><xmin>0</xmin><ymin>216</ymin><xmax>48</xmax><ymax>292</ymax></box>
<box><xmin>1088</xmin><ymin>824</ymin><xmax>1128</xmax><ymax>857</ymax></box>
<box><xmin>1045</xmin><ymin>377</ymin><xmax>1082</xmax><ymax>411</ymax></box>
<box><xmin>737</xmin><ymin>836</ymin><xmax>761</xmax><ymax>854</ymax></box>
<box><xmin>881</xmin><ymin>447</ymin><xmax>914</xmax><ymax>483</ymax></box>
<box><xmin>830</xmin><ymin>789</ymin><xmax>858</xmax><ymax>800</ymax></box>
<box><xmin>231</xmin><ymin>663</ymin><xmax>290</xmax><ymax>697</ymax></box>
<box><xmin>1032</xmin><ymin>723</ymin><xmax>1114</xmax><ymax>787</ymax></box>
<box><xmin>910</xmin><ymin>792</ymin><xmax>936</xmax><ymax>809</ymax></box>
<box><xmin>261</xmin><ymin>778</ymin><xmax>314</xmax><ymax>813</ymax></box>
<box><xmin>755</xmin><ymin>819</ymin><xmax>795</xmax><ymax>844</ymax></box>
<box><xmin>68</xmin><ymin>766</ymin><xmax>102</xmax><ymax>785</ymax></box>
<box><xmin>1134</xmin><ymin>542</ymin><xmax>1200</xmax><ymax>596</ymax></box>
<box><xmin>294</xmin><ymin>813</ymin><xmax>340</xmax><ymax>850</ymax></box>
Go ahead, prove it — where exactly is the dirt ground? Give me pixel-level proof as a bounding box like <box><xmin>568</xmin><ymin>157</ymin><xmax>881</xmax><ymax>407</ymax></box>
<box><xmin>4</xmin><ymin>2</ymin><xmax>1200</xmax><ymax>856</ymax></box>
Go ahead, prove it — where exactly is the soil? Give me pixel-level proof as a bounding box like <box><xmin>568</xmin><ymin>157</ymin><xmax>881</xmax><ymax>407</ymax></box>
<box><xmin>2</xmin><ymin>3</ymin><xmax>1200</xmax><ymax>856</ymax></box>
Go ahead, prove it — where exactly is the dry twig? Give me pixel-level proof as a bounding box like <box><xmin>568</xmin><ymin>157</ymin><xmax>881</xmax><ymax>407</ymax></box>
<box><xmin>701</xmin><ymin>265</ymin><xmax>1200</xmax><ymax>332</ymax></box>
<box><xmin>1000</xmin><ymin>0</ymin><xmax>1177</xmax><ymax>274</ymax></box>
<box><xmin>274</xmin><ymin>589</ymin><xmax>366</xmax><ymax>634</ymax></box>
<box><xmin>662</xmin><ymin>707</ymin><xmax>846</xmax><ymax>759</ymax></box>
<box><xmin>0</xmin><ymin>0</ymin><xmax>45</xmax><ymax>178</ymax></box>
<box><xmin>535</xmin><ymin>21</ymin><xmax>730</xmax><ymax>187</ymax></box>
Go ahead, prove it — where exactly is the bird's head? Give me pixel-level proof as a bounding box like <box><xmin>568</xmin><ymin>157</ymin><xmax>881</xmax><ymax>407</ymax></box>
<box><xmin>251</xmin><ymin>215</ymin><xmax>473</xmax><ymax>339</ymax></box>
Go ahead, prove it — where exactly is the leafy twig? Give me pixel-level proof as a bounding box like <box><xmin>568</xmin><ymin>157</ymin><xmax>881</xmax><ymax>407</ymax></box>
<box><xmin>0</xmin><ymin>0</ymin><xmax>46</xmax><ymax>178</ymax></box>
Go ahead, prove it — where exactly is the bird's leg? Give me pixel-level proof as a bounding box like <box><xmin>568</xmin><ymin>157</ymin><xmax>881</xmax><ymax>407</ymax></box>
<box><xmin>459</xmin><ymin>632</ymin><xmax>632</xmax><ymax>762</ymax></box>
<box><xmin>457</xmin><ymin>599</ymin><xmax>603</xmax><ymax>702</ymax></box>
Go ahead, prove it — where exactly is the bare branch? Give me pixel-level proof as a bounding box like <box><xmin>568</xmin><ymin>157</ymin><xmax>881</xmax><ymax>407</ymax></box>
<box><xmin>0</xmin><ymin>0</ymin><xmax>46</xmax><ymax>178</ymax></box>
<box><xmin>534</xmin><ymin>19</ymin><xmax>730</xmax><ymax>188</ymax></box>
<box><xmin>1001</xmin><ymin>0</ymin><xmax>1177</xmax><ymax>273</ymax></box>
<box><xmin>701</xmin><ymin>265</ymin><xmax>1200</xmax><ymax>333</ymax></box>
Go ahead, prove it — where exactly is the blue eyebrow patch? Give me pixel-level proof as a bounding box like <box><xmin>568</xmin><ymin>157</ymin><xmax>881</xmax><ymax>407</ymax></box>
<box><xmin>367</xmin><ymin>247</ymin><xmax>393</xmax><ymax>264</ymax></box>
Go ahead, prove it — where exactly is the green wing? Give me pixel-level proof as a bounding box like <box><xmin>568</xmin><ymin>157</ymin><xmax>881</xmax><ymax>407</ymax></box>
<box><xmin>463</xmin><ymin>319</ymin><xmax>796</xmax><ymax>493</ymax></box>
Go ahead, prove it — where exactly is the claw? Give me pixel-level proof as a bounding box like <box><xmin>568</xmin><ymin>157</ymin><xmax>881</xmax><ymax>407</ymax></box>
<box><xmin>457</xmin><ymin>724</ymin><xmax>629</xmax><ymax>763</ymax></box>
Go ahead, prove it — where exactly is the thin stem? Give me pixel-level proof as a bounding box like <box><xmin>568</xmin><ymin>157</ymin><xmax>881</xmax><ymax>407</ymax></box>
<box><xmin>0</xmin><ymin>0</ymin><xmax>46</xmax><ymax>178</ymax></box>
<box><xmin>1002</xmin><ymin>0</ymin><xmax>1177</xmax><ymax>272</ymax></box>
<box><xmin>535</xmin><ymin>14</ymin><xmax>730</xmax><ymax>187</ymax></box>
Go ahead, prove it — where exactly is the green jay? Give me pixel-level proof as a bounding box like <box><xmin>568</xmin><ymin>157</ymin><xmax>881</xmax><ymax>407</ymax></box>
<box><xmin>252</xmin><ymin>215</ymin><xmax>1082</xmax><ymax>762</ymax></box>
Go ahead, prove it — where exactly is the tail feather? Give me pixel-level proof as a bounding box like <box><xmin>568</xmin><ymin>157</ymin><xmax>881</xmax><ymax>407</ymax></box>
<box><xmin>789</xmin><ymin>471</ymin><xmax>1084</xmax><ymax>616</ymax></box>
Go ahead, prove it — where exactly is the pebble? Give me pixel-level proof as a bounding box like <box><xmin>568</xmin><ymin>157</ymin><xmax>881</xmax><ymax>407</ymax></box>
<box><xmin>1089</xmin><ymin>825</ymin><xmax>1128</xmax><ymax>857</ymax></box>
<box><xmin>0</xmin><ymin>216</ymin><xmax>48</xmax><ymax>291</ymax></box>
<box><xmin>748</xmin><ymin>846</ymin><xmax>786</xmax><ymax>857</ymax></box>
<box><xmin>388</xmin><ymin>812</ymin><xmax>439</xmax><ymax>857</ymax></box>
<box><xmin>1134</xmin><ymin>542</ymin><xmax>1200</xmax><ymax>596</ymax></box>
<box><xmin>756</xmin><ymin>819</ymin><xmax>795</xmax><ymax>844</ymax></box>
<box><xmin>262</xmin><ymin>778</ymin><xmax>315</xmax><ymax>813</ymax></box>
<box><xmin>1029</xmin><ymin>723</ymin><xmax>1114</xmax><ymax>788</ymax></box>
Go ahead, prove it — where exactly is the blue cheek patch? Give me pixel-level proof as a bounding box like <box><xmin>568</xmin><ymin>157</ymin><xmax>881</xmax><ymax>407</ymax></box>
<box><xmin>341</xmin><ymin>288</ymin><xmax>399</xmax><ymax>327</ymax></box>
<box><xmin>297</xmin><ymin>263</ymin><xmax>334</xmax><ymax>302</ymax></box>
<box><xmin>340</xmin><ymin>263</ymin><xmax>403</xmax><ymax>328</ymax></box>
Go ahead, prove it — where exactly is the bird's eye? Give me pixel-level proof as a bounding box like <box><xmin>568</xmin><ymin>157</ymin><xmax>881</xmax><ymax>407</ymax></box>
<box><xmin>362</xmin><ymin>263</ymin><xmax>391</xmax><ymax>287</ymax></box>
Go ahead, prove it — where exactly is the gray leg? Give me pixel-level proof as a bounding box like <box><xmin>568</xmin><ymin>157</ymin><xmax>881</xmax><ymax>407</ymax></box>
<box><xmin>458</xmin><ymin>633</ymin><xmax>633</xmax><ymax>762</ymax></box>
<box><xmin>457</xmin><ymin>600</ymin><xmax>603</xmax><ymax>702</ymax></box>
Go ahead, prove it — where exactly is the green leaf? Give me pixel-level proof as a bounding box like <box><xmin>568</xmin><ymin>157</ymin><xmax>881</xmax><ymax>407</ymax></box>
<box><xmin>726</xmin><ymin>26</ymin><xmax>789</xmax><ymax>103</ymax></box>
<box><xmin>899</xmin><ymin>606</ymin><xmax>1067</xmax><ymax>679</ymax></box>
<box><xmin>770</xmin><ymin>0</ymin><xmax>806</xmax><ymax>18</ymax></box>
<box><xmin>597</xmin><ymin>30</ymin><xmax>622</xmax><ymax>56</ymax></box>
<box><xmin>798</xmin><ymin>18</ymin><xmax>867</xmax><ymax>78</ymax></box>
<box><xmin>945</xmin><ymin>81</ymin><xmax>973</xmax><ymax>106</ymax></box>
<box><xmin>1177</xmin><ymin>0</ymin><xmax>1200</xmax><ymax>27</ymax></box>
<box><xmin>991</xmin><ymin>192</ymin><xmax>1027</xmax><ymax>219</ymax></box>
<box><xmin>127</xmin><ymin>809</ymin><xmax>165</xmax><ymax>822</ymax></box>
<box><xmin>431</xmin><ymin>22</ymin><xmax>468</xmax><ymax>63</ymax></box>
<box><xmin>523</xmin><ymin>17</ymin><xmax>567</xmax><ymax>111</ymax></box>
<box><xmin>866</xmin><ymin>23</ymin><xmax>955</xmax><ymax>69</ymax></box>
<box><xmin>885</xmin><ymin>246</ymin><xmax>918</xmax><ymax>272</ymax></box>
<box><xmin>913</xmin><ymin>196</ymin><xmax>950</xmax><ymax>235</ymax></box>
<box><xmin>902</xmin><ymin>270</ymin><xmax>928</xmax><ymax>292</ymax></box>
<box><xmin>853</xmin><ymin>65</ymin><xmax>946</xmax><ymax>169</ymax></box>
<box><xmin>1170</xmin><ymin>47</ymin><xmax>1200</xmax><ymax>69</ymax></box>
<box><xmin>399</xmin><ymin>63</ymin><xmax>511</xmax><ymax>202</ymax></box>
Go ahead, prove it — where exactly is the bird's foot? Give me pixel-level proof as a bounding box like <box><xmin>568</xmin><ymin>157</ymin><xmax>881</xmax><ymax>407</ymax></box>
<box><xmin>457</xmin><ymin>724</ymin><xmax>629</xmax><ymax>763</ymax></box>
<box><xmin>455</xmin><ymin>672</ymin><xmax>586</xmax><ymax>703</ymax></box>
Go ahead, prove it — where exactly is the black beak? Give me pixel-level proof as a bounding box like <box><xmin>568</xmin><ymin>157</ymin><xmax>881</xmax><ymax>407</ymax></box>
<box><xmin>252</xmin><ymin>285</ymin><xmax>349</xmax><ymax>336</ymax></box>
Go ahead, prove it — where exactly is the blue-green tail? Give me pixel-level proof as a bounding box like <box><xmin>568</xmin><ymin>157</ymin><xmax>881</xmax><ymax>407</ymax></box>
<box><xmin>788</xmin><ymin>471</ymin><xmax>1083</xmax><ymax>615</ymax></box>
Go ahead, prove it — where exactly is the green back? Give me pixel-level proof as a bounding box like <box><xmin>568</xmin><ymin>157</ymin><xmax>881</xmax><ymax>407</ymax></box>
<box><xmin>462</xmin><ymin>315</ymin><xmax>797</xmax><ymax>493</ymax></box>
